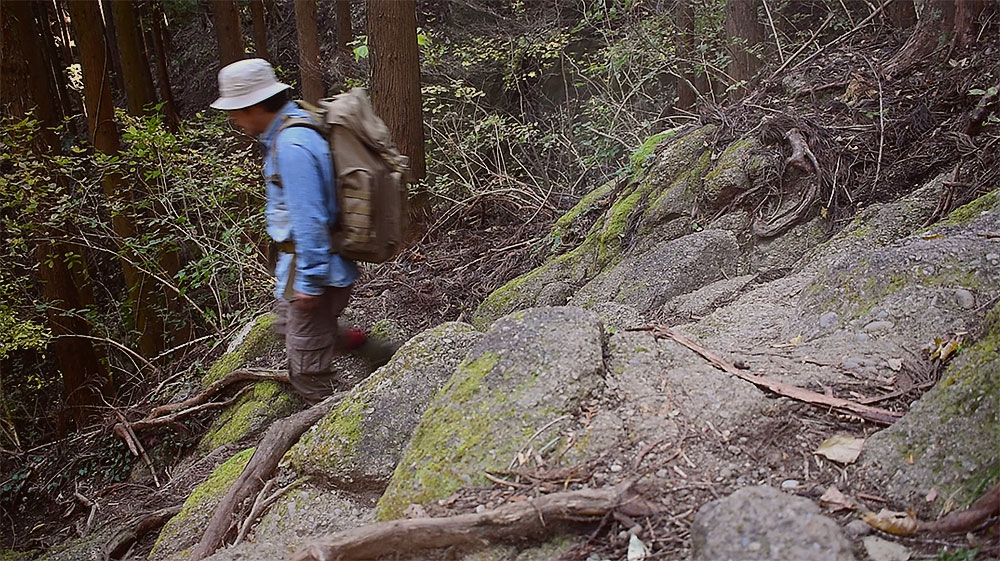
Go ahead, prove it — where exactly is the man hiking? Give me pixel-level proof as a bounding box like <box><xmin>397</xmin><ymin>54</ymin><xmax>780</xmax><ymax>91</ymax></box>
<box><xmin>211</xmin><ymin>58</ymin><xmax>396</xmax><ymax>403</ymax></box>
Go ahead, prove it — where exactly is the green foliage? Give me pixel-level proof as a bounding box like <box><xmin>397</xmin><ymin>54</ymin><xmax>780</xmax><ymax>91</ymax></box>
<box><xmin>934</xmin><ymin>548</ymin><xmax>978</xmax><ymax>561</ymax></box>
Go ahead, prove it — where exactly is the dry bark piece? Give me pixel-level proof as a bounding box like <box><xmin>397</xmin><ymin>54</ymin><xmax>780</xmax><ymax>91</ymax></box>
<box><xmin>288</xmin><ymin>481</ymin><xmax>659</xmax><ymax>561</ymax></box>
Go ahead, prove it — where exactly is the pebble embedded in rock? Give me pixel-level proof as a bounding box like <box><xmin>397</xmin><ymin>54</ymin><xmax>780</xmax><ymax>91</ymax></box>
<box><xmin>780</xmin><ymin>479</ymin><xmax>800</xmax><ymax>490</ymax></box>
<box><xmin>727</xmin><ymin>445</ymin><xmax>742</xmax><ymax>456</ymax></box>
<box><xmin>854</xmin><ymin>332</ymin><xmax>870</xmax><ymax>343</ymax></box>
<box><xmin>475</xmin><ymin>504</ymin><xmax>486</xmax><ymax>513</ymax></box>
<box><xmin>863</xmin><ymin>320</ymin><xmax>894</xmax><ymax>333</ymax></box>
<box><xmin>844</xmin><ymin>519</ymin><xmax>872</xmax><ymax>538</ymax></box>
<box><xmin>955</xmin><ymin>289</ymin><xmax>975</xmax><ymax>309</ymax></box>
<box><xmin>819</xmin><ymin>311</ymin><xmax>839</xmax><ymax>328</ymax></box>
<box><xmin>610</xmin><ymin>463</ymin><xmax>623</xmax><ymax>473</ymax></box>
<box><xmin>987</xmin><ymin>252</ymin><xmax>999</xmax><ymax>265</ymax></box>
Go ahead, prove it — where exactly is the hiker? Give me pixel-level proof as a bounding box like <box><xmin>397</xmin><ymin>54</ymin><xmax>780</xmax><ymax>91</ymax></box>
<box><xmin>211</xmin><ymin>58</ymin><xmax>396</xmax><ymax>403</ymax></box>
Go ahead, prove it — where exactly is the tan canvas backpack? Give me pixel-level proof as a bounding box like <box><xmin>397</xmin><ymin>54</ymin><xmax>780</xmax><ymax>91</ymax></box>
<box><xmin>273</xmin><ymin>88</ymin><xmax>409</xmax><ymax>263</ymax></box>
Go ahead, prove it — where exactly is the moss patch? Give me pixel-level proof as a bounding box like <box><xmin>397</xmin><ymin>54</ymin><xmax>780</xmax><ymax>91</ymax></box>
<box><xmin>940</xmin><ymin>188</ymin><xmax>1000</xmax><ymax>226</ymax></box>
<box><xmin>548</xmin><ymin>178</ymin><xmax>618</xmax><ymax>253</ymax></box>
<box><xmin>197</xmin><ymin>382</ymin><xmax>296</xmax><ymax>452</ymax></box>
<box><xmin>629</xmin><ymin>130</ymin><xmax>677</xmax><ymax>173</ymax></box>
<box><xmin>202</xmin><ymin>313</ymin><xmax>281</xmax><ymax>387</ymax></box>
<box><xmin>149</xmin><ymin>447</ymin><xmax>255</xmax><ymax>560</ymax></box>
<box><xmin>376</xmin><ymin>352</ymin><xmax>505</xmax><ymax>520</ymax></box>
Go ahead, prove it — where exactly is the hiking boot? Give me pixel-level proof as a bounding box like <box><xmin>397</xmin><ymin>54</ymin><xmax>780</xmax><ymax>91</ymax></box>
<box><xmin>355</xmin><ymin>337</ymin><xmax>400</xmax><ymax>371</ymax></box>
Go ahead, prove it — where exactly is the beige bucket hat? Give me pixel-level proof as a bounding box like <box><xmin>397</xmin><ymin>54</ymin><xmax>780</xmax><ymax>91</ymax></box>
<box><xmin>210</xmin><ymin>58</ymin><xmax>290</xmax><ymax>110</ymax></box>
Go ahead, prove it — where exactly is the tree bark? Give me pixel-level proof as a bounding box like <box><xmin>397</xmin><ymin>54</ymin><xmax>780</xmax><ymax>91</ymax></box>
<box><xmin>249</xmin><ymin>0</ymin><xmax>270</xmax><ymax>61</ymax></box>
<box><xmin>674</xmin><ymin>0</ymin><xmax>697</xmax><ymax>111</ymax></box>
<box><xmin>212</xmin><ymin>0</ymin><xmax>244</xmax><ymax>66</ymax></box>
<box><xmin>294</xmin><ymin>0</ymin><xmax>323</xmax><ymax>103</ymax></box>
<box><xmin>368</xmin><ymin>0</ymin><xmax>429</xmax><ymax>223</ymax></box>
<box><xmin>883</xmin><ymin>0</ymin><xmax>959</xmax><ymax>77</ymax></box>
<box><xmin>724</xmin><ymin>0</ymin><xmax>764</xmax><ymax>100</ymax></box>
<box><xmin>2</xmin><ymin>0</ymin><xmax>112</xmax><ymax>427</ymax></box>
<box><xmin>335</xmin><ymin>0</ymin><xmax>353</xmax><ymax>75</ymax></box>
<box><xmin>98</xmin><ymin>0</ymin><xmax>125</xmax><ymax>94</ymax></box>
<box><xmin>150</xmin><ymin>1</ymin><xmax>180</xmax><ymax>129</ymax></box>
<box><xmin>69</xmin><ymin>0</ymin><xmax>163</xmax><ymax>359</ymax></box>
<box><xmin>886</xmin><ymin>0</ymin><xmax>916</xmax><ymax>28</ymax></box>
<box><xmin>111</xmin><ymin>0</ymin><xmax>158</xmax><ymax>115</ymax></box>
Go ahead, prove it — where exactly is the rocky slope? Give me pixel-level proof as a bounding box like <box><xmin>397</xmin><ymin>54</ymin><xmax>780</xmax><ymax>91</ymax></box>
<box><xmin>35</xmin><ymin>120</ymin><xmax>1000</xmax><ymax>561</ymax></box>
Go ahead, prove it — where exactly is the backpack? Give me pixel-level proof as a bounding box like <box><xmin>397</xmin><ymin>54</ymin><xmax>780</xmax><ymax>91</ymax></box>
<box><xmin>273</xmin><ymin>88</ymin><xmax>409</xmax><ymax>263</ymax></box>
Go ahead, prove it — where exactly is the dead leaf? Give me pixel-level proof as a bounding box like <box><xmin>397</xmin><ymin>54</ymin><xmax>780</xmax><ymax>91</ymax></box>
<box><xmin>820</xmin><ymin>486</ymin><xmax>856</xmax><ymax>512</ymax></box>
<box><xmin>789</xmin><ymin>335</ymin><xmax>803</xmax><ymax>345</ymax></box>
<box><xmin>887</xmin><ymin>358</ymin><xmax>903</xmax><ymax>372</ymax></box>
<box><xmin>862</xmin><ymin>509</ymin><xmax>920</xmax><ymax>536</ymax></box>
<box><xmin>814</xmin><ymin>435</ymin><xmax>865</xmax><ymax>464</ymax></box>
<box><xmin>929</xmin><ymin>336</ymin><xmax>962</xmax><ymax>362</ymax></box>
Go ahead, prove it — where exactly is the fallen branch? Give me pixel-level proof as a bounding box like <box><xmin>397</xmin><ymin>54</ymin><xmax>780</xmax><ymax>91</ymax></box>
<box><xmin>643</xmin><ymin>326</ymin><xmax>901</xmax><ymax>425</ymax></box>
<box><xmin>189</xmin><ymin>392</ymin><xmax>344</xmax><ymax>561</ymax></box>
<box><xmin>288</xmin><ymin>481</ymin><xmax>660</xmax><ymax>561</ymax></box>
<box><xmin>117</xmin><ymin>384</ymin><xmax>254</xmax><ymax>434</ymax></box>
<box><xmin>148</xmin><ymin>369</ymin><xmax>289</xmax><ymax>418</ymax></box>
<box><xmin>114</xmin><ymin>411</ymin><xmax>160</xmax><ymax>487</ymax></box>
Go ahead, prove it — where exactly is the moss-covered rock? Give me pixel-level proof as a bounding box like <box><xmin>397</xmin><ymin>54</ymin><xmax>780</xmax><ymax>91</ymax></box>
<box><xmin>0</xmin><ymin>550</ymin><xmax>36</xmax><ymax>561</ymax></box>
<box><xmin>572</xmin><ymin>229</ymin><xmax>741</xmax><ymax>313</ymax></box>
<box><xmin>202</xmin><ymin>313</ymin><xmax>282</xmax><ymax>387</ymax></box>
<box><xmin>149</xmin><ymin>448</ymin><xmax>255</xmax><ymax>561</ymax></box>
<box><xmin>472</xmin><ymin>126</ymin><xmax>718</xmax><ymax>329</ymax></box>
<box><xmin>700</xmin><ymin>136</ymin><xmax>762</xmax><ymax>212</ymax></box>
<box><xmin>287</xmin><ymin>322</ymin><xmax>482</xmax><ymax>489</ymax></box>
<box><xmin>861</xmin><ymin>302</ymin><xmax>1000</xmax><ymax>513</ymax></box>
<box><xmin>376</xmin><ymin>307</ymin><xmax>605</xmax><ymax>520</ymax></box>
<box><xmin>197</xmin><ymin>381</ymin><xmax>298</xmax><ymax>453</ymax></box>
<box><xmin>940</xmin><ymin>187</ymin><xmax>1000</xmax><ymax>226</ymax></box>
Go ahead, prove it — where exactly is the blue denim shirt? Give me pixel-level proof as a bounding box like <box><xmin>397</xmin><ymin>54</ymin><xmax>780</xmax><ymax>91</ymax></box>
<box><xmin>260</xmin><ymin>102</ymin><xmax>359</xmax><ymax>299</ymax></box>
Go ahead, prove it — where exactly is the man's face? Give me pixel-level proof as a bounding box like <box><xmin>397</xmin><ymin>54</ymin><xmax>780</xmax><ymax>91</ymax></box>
<box><xmin>227</xmin><ymin>107</ymin><xmax>265</xmax><ymax>137</ymax></box>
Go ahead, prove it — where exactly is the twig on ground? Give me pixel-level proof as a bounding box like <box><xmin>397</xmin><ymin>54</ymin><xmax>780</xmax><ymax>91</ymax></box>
<box><xmin>147</xmin><ymin>369</ymin><xmax>289</xmax><ymax>419</ymax></box>
<box><xmin>761</xmin><ymin>0</ymin><xmax>785</xmax><ymax>65</ymax></box>
<box><xmin>635</xmin><ymin>326</ymin><xmax>901</xmax><ymax>425</ymax></box>
<box><xmin>114</xmin><ymin>411</ymin><xmax>161</xmax><ymax>487</ymax></box>
<box><xmin>769</xmin><ymin>13</ymin><xmax>834</xmax><ymax>79</ymax></box>
<box><xmin>120</xmin><ymin>384</ymin><xmax>254</xmax><ymax>434</ymax></box>
<box><xmin>782</xmin><ymin>0</ymin><xmax>897</xmax><ymax>77</ymax></box>
<box><xmin>508</xmin><ymin>415</ymin><xmax>572</xmax><ymax>470</ymax></box>
<box><xmin>864</xmin><ymin>57</ymin><xmax>885</xmax><ymax>191</ymax></box>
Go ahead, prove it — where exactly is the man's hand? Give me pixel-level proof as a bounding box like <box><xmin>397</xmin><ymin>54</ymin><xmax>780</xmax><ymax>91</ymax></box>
<box><xmin>293</xmin><ymin>291</ymin><xmax>322</xmax><ymax>310</ymax></box>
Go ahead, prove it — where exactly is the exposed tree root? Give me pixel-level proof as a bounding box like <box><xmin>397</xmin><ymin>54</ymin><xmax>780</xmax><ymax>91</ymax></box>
<box><xmin>753</xmin><ymin>127</ymin><xmax>821</xmax><ymax>238</ymax></box>
<box><xmin>104</xmin><ymin>505</ymin><xmax>182</xmax><ymax>560</ymax></box>
<box><xmin>112</xmin><ymin>369</ymin><xmax>290</xmax><ymax>437</ymax></box>
<box><xmin>288</xmin><ymin>481</ymin><xmax>660</xmax><ymax>561</ymax></box>
<box><xmin>642</xmin><ymin>325</ymin><xmax>901</xmax><ymax>425</ymax></box>
<box><xmin>189</xmin><ymin>392</ymin><xmax>344</xmax><ymax>561</ymax></box>
<box><xmin>922</xmin><ymin>481</ymin><xmax>1000</xmax><ymax>535</ymax></box>
<box><xmin>966</xmin><ymin>82</ymin><xmax>999</xmax><ymax>137</ymax></box>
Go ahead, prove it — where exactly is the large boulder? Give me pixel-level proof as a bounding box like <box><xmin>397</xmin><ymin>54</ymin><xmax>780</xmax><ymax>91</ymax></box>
<box><xmin>571</xmin><ymin>229</ymin><xmax>740</xmax><ymax>314</ymax></box>
<box><xmin>286</xmin><ymin>322</ymin><xmax>482</xmax><ymax>489</ymax></box>
<box><xmin>690</xmin><ymin>486</ymin><xmax>855</xmax><ymax>561</ymax></box>
<box><xmin>376</xmin><ymin>307</ymin><xmax>605</xmax><ymax>520</ymax></box>
<box><xmin>860</xmin><ymin>301</ymin><xmax>1000</xmax><ymax>511</ymax></box>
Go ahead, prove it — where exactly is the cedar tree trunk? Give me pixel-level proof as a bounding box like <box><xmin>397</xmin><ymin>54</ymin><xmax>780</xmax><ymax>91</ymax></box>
<box><xmin>724</xmin><ymin>0</ymin><xmax>764</xmax><ymax>100</ymax></box>
<box><xmin>335</xmin><ymin>0</ymin><xmax>353</xmax><ymax>75</ymax></box>
<box><xmin>111</xmin><ymin>0</ymin><xmax>158</xmax><ymax>115</ymax></box>
<box><xmin>249</xmin><ymin>0</ymin><xmax>270</xmax><ymax>61</ymax></box>
<box><xmin>212</xmin><ymin>0</ymin><xmax>244</xmax><ymax>66</ymax></box>
<box><xmin>294</xmin><ymin>0</ymin><xmax>323</xmax><ymax>103</ymax></box>
<box><xmin>68</xmin><ymin>0</ymin><xmax>164</xmax><ymax>358</ymax></box>
<box><xmin>367</xmin><ymin>0</ymin><xmax>428</xmax><ymax>222</ymax></box>
<box><xmin>674</xmin><ymin>0</ymin><xmax>697</xmax><ymax>110</ymax></box>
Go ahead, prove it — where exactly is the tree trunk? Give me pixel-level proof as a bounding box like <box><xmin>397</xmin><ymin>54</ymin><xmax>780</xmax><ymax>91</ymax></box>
<box><xmin>882</xmin><ymin>0</ymin><xmax>983</xmax><ymax>78</ymax></box>
<box><xmin>294</xmin><ymin>0</ymin><xmax>323</xmax><ymax>103</ymax></box>
<box><xmin>150</xmin><ymin>1</ymin><xmax>180</xmax><ymax>129</ymax></box>
<box><xmin>367</xmin><ymin>0</ymin><xmax>429</xmax><ymax>223</ymax></box>
<box><xmin>2</xmin><ymin>1</ymin><xmax>112</xmax><ymax>427</ymax></box>
<box><xmin>886</xmin><ymin>0</ymin><xmax>916</xmax><ymax>28</ymax></box>
<box><xmin>335</xmin><ymin>0</ymin><xmax>353</xmax><ymax>75</ymax></box>
<box><xmin>212</xmin><ymin>0</ymin><xmax>244</xmax><ymax>66</ymax></box>
<box><xmin>68</xmin><ymin>0</ymin><xmax>163</xmax><ymax>359</ymax></box>
<box><xmin>724</xmin><ymin>0</ymin><xmax>764</xmax><ymax>100</ymax></box>
<box><xmin>98</xmin><ymin>0</ymin><xmax>125</xmax><ymax>94</ymax></box>
<box><xmin>111</xmin><ymin>0</ymin><xmax>158</xmax><ymax>115</ymax></box>
<box><xmin>32</xmin><ymin>1</ymin><xmax>72</xmax><ymax>122</ymax></box>
<box><xmin>674</xmin><ymin>0</ymin><xmax>697</xmax><ymax>111</ymax></box>
<box><xmin>249</xmin><ymin>0</ymin><xmax>270</xmax><ymax>61</ymax></box>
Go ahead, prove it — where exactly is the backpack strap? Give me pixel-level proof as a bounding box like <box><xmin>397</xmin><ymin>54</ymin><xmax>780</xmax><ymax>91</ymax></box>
<box><xmin>267</xmin><ymin>116</ymin><xmax>326</xmax><ymax>188</ymax></box>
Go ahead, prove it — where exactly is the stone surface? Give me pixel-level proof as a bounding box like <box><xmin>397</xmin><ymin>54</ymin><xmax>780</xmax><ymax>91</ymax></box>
<box><xmin>572</xmin><ymin>229</ymin><xmax>740</xmax><ymax>314</ymax></box>
<box><xmin>863</xmin><ymin>536</ymin><xmax>911</xmax><ymax>561</ymax></box>
<box><xmin>690</xmin><ymin>486</ymin><xmax>856</xmax><ymax>561</ymax></box>
<box><xmin>287</xmin><ymin>322</ymin><xmax>483</xmax><ymax>489</ymax></box>
<box><xmin>376</xmin><ymin>307</ymin><xmax>605</xmax><ymax>520</ymax></box>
